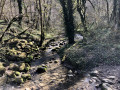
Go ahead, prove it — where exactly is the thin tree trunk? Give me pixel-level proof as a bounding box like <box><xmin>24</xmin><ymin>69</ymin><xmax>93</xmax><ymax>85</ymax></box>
<box><xmin>105</xmin><ymin>0</ymin><xmax>109</xmax><ymax>24</ymax></box>
<box><xmin>17</xmin><ymin>0</ymin><xmax>23</xmax><ymax>26</ymax></box>
<box><xmin>38</xmin><ymin>0</ymin><xmax>45</xmax><ymax>46</ymax></box>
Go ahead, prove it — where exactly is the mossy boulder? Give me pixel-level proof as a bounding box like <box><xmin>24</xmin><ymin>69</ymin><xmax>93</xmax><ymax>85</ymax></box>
<box><xmin>14</xmin><ymin>77</ymin><xmax>24</xmax><ymax>84</ymax></box>
<box><xmin>19</xmin><ymin>63</ymin><xmax>26</xmax><ymax>71</ymax></box>
<box><xmin>0</xmin><ymin>62</ymin><xmax>5</xmax><ymax>76</ymax></box>
<box><xmin>22</xmin><ymin>74</ymin><xmax>31</xmax><ymax>80</ymax></box>
<box><xmin>25</xmin><ymin>55</ymin><xmax>33</xmax><ymax>63</ymax></box>
<box><xmin>18</xmin><ymin>52</ymin><xmax>26</xmax><ymax>58</ymax></box>
<box><xmin>25</xmin><ymin>63</ymin><xmax>30</xmax><ymax>71</ymax></box>
<box><xmin>8</xmin><ymin>63</ymin><xmax>19</xmax><ymax>71</ymax></box>
<box><xmin>14</xmin><ymin>71</ymin><xmax>21</xmax><ymax>76</ymax></box>
<box><xmin>36</xmin><ymin>65</ymin><xmax>47</xmax><ymax>74</ymax></box>
<box><xmin>19</xmin><ymin>63</ymin><xmax>30</xmax><ymax>72</ymax></box>
<box><xmin>8</xmin><ymin>39</ymin><xmax>20</xmax><ymax>47</ymax></box>
<box><xmin>8</xmin><ymin>71</ymin><xmax>21</xmax><ymax>78</ymax></box>
<box><xmin>6</xmin><ymin>71</ymin><xmax>15</xmax><ymax>78</ymax></box>
<box><xmin>6</xmin><ymin>49</ymin><xmax>26</xmax><ymax>61</ymax></box>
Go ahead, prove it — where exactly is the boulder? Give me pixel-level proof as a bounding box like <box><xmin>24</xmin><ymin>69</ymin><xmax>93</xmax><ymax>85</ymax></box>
<box><xmin>90</xmin><ymin>70</ymin><xmax>99</xmax><ymax>77</ymax></box>
<box><xmin>19</xmin><ymin>63</ymin><xmax>25</xmax><ymax>71</ymax></box>
<box><xmin>14</xmin><ymin>77</ymin><xmax>24</xmax><ymax>84</ymax></box>
<box><xmin>102</xmin><ymin>83</ymin><xmax>113</xmax><ymax>90</ymax></box>
<box><xmin>19</xmin><ymin>63</ymin><xmax>30</xmax><ymax>72</ymax></box>
<box><xmin>8</xmin><ymin>63</ymin><xmax>19</xmax><ymax>70</ymax></box>
<box><xmin>25</xmin><ymin>63</ymin><xmax>30</xmax><ymax>71</ymax></box>
<box><xmin>0</xmin><ymin>62</ymin><xmax>5</xmax><ymax>76</ymax></box>
<box><xmin>22</xmin><ymin>74</ymin><xmax>31</xmax><ymax>80</ymax></box>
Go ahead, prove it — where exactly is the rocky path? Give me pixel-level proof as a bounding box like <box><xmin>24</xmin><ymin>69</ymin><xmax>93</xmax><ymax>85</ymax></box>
<box><xmin>1</xmin><ymin>39</ymin><xmax>120</xmax><ymax>90</ymax></box>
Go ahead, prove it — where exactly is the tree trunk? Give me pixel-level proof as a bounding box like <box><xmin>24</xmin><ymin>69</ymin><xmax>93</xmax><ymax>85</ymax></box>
<box><xmin>77</xmin><ymin>0</ymin><xmax>87</xmax><ymax>32</ymax></box>
<box><xmin>38</xmin><ymin>0</ymin><xmax>45</xmax><ymax>46</ymax></box>
<box><xmin>59</xmin><ymin>0</ymin><xmax>75</xmax><ymax>44</ymax></box>
<box><xmin>17</xmin><ymin>0</ymin><xmax>23</xmax><ymax>26</ymax></box>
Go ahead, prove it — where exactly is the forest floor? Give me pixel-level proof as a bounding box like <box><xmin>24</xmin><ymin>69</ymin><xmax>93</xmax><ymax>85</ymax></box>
<box><xmin>0</xmin><ymin>21</ymin><xmax>120</xmax><ymax>90</ymax></box>
<box><xmin>0</xmin><ymin>38</ymin><xmax>120</xmax><ymax>90</ymax></box>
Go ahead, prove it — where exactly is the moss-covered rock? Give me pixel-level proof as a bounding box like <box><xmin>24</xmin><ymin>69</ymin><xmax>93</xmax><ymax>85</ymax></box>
<box><xmin>8</xmin><ymin>63</ymin><xmax>19</xmax><ymax>71</ymax></box>
<box><xmin>22</xmin><ymin>74</ymin><xmax>31</xmax><ymax>80</ymax></box>
<box><xmin>6</xmin><ymin>49</ymin><xmax>26</xmax><ymax>61</ymax></box>
<box><xmin>25</xmin><ymin>63</ymin><xmax>30</xmax><ymax>71</ymax></box>
<box><xmin>6</xmin><ymin>71</ymin><xmax>15</xmax><ymax>78</ymax></box>
<box><xmin>19</xmin><ymin>63</ymin><xmax>25</xmax><ymax>71</ymax></box>
<box><xmin>0</xmin><ymin>62</ymin><xmax>5</xmax><ymax>76</ymax></box>
<box><xmin>18</xmin><ymin>52</ymin><xmax>26</xmax><ymax>58</ymax></box>
<box><xmin>19</xmin><ymin>63</ymin><xmax>30</xmax><ymax>72</ymax></box>
<box><xmin>15</xmin><ymin>71</ymin><xmax>21</xmax><ymax>76</ymax></box>
<box><xmin>14</xmin><ymin>77</ymin><xmax>24</xmax><ymax>84</ymax></box>
<box><xmin>25</xmin><ymin>55</ymin><xmax>33</xmax><ymax>63</ymax></box>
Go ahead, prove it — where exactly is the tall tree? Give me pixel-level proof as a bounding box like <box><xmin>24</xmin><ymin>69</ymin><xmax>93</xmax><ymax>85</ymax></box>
<box><xmin>59</xmin><ymin>0</ymin><xmax>75</xmax><ymax>44</ymax></box>
<box><xmin>38</xmin><ymin>0</ymin><xmax>45</xmax><ymax>46</ymax></box>
<box><xmin>77</xmin><ymin>0</ymin><xmax>87</xmax><ymax>32</ymax></box>
<box><xmin>111</xmin><ymin>0</ymin><xmax>120</xmax><ymax>29</ymax></box>
<box><xmin>17</xmin><ymin>0</ymin><xmax>23</xmax><ymax>26</ymax></box>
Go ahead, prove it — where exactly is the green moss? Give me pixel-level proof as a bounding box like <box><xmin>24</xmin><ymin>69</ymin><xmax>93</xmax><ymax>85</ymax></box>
<box><xmin>15</xmin><ymin>71</ymin><xmax>21</xmax><ymax>76</ymax></box>
<box><xmin>14</xmin><ymin>77</ymin><xmax>24</xmax><ymax>84</ymax></box>
<box><xmin>25</xmin><ymin>63</ymin><xmax>30</xmax><ymax>71</ymax></box>
<box><xmin>25</xmin><ymin>55</ymin><xmax>33</xmax><ymax>63</ymax></box>
<box><xmin>0</xmin><ymin>62</ymin><xmax>5</xmax><ymax>76</ymax></box>
<box><xmin>19</xmin><ymin>63</ymin><xmax>25</xmax><ymax>71</ymax></box>
<box><xmin>9</xmin><ymin>63</ymin><xmax>19</xmax><ymax>71</ymax></box>
<box><xmin>22</xmin><ymin>74</ymin><xmax>31</xmax><ymax>80</ymax></box>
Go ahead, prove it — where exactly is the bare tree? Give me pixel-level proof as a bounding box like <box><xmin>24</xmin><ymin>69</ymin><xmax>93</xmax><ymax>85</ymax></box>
<box><xmin>59</xmin><ymin>0</ymin><xmax>75</xmax><ymax>44</ymax></box>
<box><xmin>17</xmin><ymin>0</ymin><xmax>23</xmax><ymax>26</ymax></box>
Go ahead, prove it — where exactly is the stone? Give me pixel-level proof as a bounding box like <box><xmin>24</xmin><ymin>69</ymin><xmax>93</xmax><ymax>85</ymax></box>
<box><xmin>6</xmin><ymin>71</ymin><xmax>14</xmax><ymax>77</ymax></box>
<box><xmin>25</xmin><ymin>63</ymin><xmax>30</xmax><ymax>72</ymax></box>
<box><xmin>15</xmin><ymin>71</ymin><xmax>21</xmax><ymax>76</ymax></box>
<box><xmin>92</xmin><ymin>77</ymin><xmax>101</xmax><ymax>83</ymax></box>
<box><xmin>9</xmin><ymin>63</ymin><xmax>19</xmax><ymax>70</ymax></box>
<box><xmin>14</xmin><ymin>77</ymin><xmax>24</xmax><ymax>84</ymax></box>
<box><xmin>19</xmin><ymin>63</ymin><xmax>25</xmax><ymax>71</ymax></box>
<box><xmin>53</xmin><ymin>73</ymin><xmax>59</xmax><ymax>76</ymax></box>
<box><xmin>89</xmin><ymin>79</ymin><xmax>96</xmax><ymax>84</ymax></box>
<box><xmin>25</xmin><ymin>88</ymin><xmax>31</xmax><ymax>90</ymax></box>
<box><xmin>18</xmin><ymin>52</ymin><xmax>26</xmax><ymax>58</ymax></box>
<box><xmin>102</xmin><ymin>79</ymin><xmax>114</xmax><ymax>84</ymax></box>
<box><xmin>107</xmin><ymin>76</ymin><xmax>116</xmax><ymax>80</ymax></box>
<box><xmin>102</xmin><ymin>83</ymin><xmax>113</xmax><ymax>90</ymax></box>
<box><xmin>90</xmin><ymin>70</ymin><xmax>99</xmax><ymax>77</ymax></box>
<box><xmin>22</xmin><ymin>74</ymin><xmax>31</xmax><ymax>80</ymax></box>
<box><xmin>39</xmin><ymin>83</ymin><xmax>45</xmax><ymax>87</ymax></box>
<box><xmin>68</xmin><ymin>70</ymin><xmax>73</xmax><ymax>74</ymax></box>
<box><xmin>0</xmin><ymin>62</ymin><xmax>5</xmax><ymax>76</ymax></box>
<box><xmin>41</xmin><ymin>64</ymin><xmax>47</xmax><ymax>68</ymax></box>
